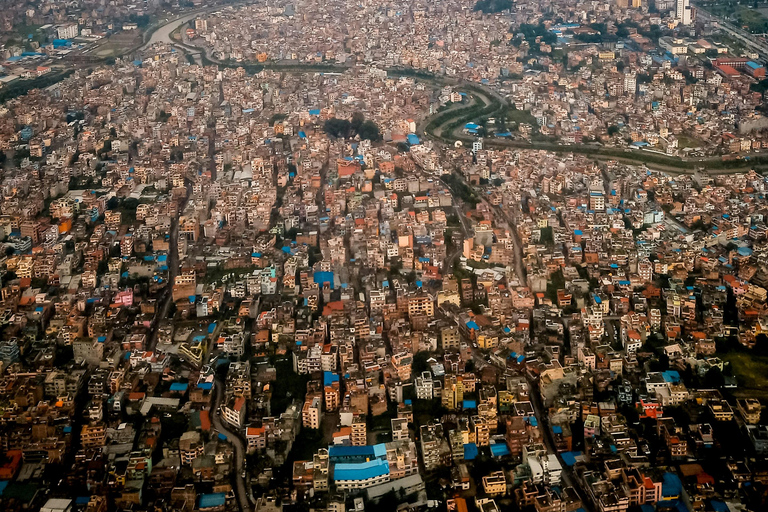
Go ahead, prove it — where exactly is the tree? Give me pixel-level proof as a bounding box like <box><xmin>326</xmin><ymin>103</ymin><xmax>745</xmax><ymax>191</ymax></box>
<box><xmin>323</xmin><ymin>118</ymin><xmax>352</xmax><ymax>138</ymax></box>
<box><xmin>358</xmin><ymin>120</ymin><xmax>381</xmax><ymax>141</ymax></box>
<box><xmin>369</xmin><ymin>490</ymin><xmax>399</xmax><ymax>512</ymax></box>
<box><xmin>754</xmin><ymin>333</ymin><xmax>768</xmax><ymax>356</ymax></box>
<box><xmin>649</xmin><ymin>353</ymin><xmax>670</xmax><ymax>372</ymax></box>
<box><xmin>607</xmin><ymin>125</ymin><xmax>620</xmax><ymax>136</ymax></box>
<box><xmin>703</xmin><ymin>367</ymin><xmax>725</xmax><ymax>389</ymax></box>
<box><xmin>351</xmin><ymin>111</ymin><xmax>365</xmax><ymax>133</ymax></box>
<box><xmin>474</xmin><ymin>0</ymin><xmax>513</xmax><ymax>13</ymax></box>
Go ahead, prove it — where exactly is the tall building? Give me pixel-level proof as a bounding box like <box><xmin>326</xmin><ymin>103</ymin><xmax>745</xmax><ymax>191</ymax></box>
<box><xmin>676</xmin><ymin>0</ymin><xmax>691</xmax><ymax>25</ymax></box>
<box><xmin>442</xmin><ymin>375</ymin><xmax>464</xmax><ymax>410</ymax></box>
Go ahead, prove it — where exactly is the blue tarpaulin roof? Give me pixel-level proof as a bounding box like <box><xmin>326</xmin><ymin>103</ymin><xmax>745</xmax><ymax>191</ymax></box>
<box><xmin>407</xmin><ymin>133</ymin><xmax>420</xmax><ymax>145</ymax></box>
<box><xmin>662</xmin><ymin>473</ymin><xmax>682</xmax><ymax>497</ymax></box>
<box><xmin>170</xmin><ymin>383</ymin><xmax>188</xmax><ymax>392</ymax></box>
<box><xmin>464</xmin><ymin>443</ymin><xmax>478</xmax><ymax>460</ymax></box>
<box><xmin>462</xmin><ymin>400</ymin><xmax>476</xmax><ymax>409</ymax></box>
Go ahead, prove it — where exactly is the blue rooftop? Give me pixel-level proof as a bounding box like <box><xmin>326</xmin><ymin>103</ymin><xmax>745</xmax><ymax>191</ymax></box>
<box><xmin>662</xmin><ymin>371</ymin><xmax>680</xmax><ymax>383</ymax></box>
<box><xmin>323</xmin><ymin>372</ymin><xmax>339</xmax><ymax>386</ymax></box>
<box><xmin>464</xmin><ymin>443</ymin><xmax>478</xmax><ymax>460</ymax></box>
<box><xmin>334</xmin><ymin>458</ymin><xmax>389</xmax><ymax>481</ymax></box>
<box><xmin>199</xmin><ymin>493</ymin><xmax>227</xmax><ymax>509</ymax></box>
<box><xmin>314</xmin><ymin>271</ymin><xmax>335</xmax><ymax>289</ymax></box>
<box><xmin>329</xmin><ymin>444</ymin><xmax>386</xmax><ymax>459</ymax></box>
<box><xmin>662</xmin><ymin>472</ymin><xmax>682</xmax><ymax>498</ymax></box>
<box><xmin>561</xmin><ymin>451</ymin><xmax>581</xmax><ymax>466</ymax></box>
<box><xmin>490</xmin><ymin>443</ymin><xmax>510</xmax><ymax>457</ymax></box>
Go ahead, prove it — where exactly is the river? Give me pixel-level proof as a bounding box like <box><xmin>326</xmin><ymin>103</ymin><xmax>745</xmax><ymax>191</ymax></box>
<box><xmin>140</xmin><ymin>12</ymin><xmax>202</xmax><ymax>50</ymax></box>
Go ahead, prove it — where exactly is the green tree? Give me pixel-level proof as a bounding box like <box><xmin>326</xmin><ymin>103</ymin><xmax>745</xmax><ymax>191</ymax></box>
<box><xmin>358</xmin><ymin>120</ymin><xmax>381</xmax><ymax>141</ymax></box>
<box><xmin>323</xmin><ymin>118</ymin><xmax>352</xmax><ymax>138</ymax></box>
<box><xmin>351</xmin><ymin>111</ymin><xmax>365</xmax><ymax>133</ymax></box>
<box><xmin>703</xmin><ymin>367</ymin><xmax>725</xmax><ymax>389</ymax></box>
<box><xmin>474</xmin><ymin>0</ymin><xmax>513</xmax><ymax>13</ymax></box>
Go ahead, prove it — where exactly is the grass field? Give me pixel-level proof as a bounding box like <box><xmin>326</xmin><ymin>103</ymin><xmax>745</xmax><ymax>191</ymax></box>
<box><xmin>676</xmin><ymin>135</ymin><xmax>702</xmax><ymax>149</ymax></box>
<box><xmin>722</xmin><ymin>352</ymin><xmax>768</xmax><ymax>396</ymax></box>
<box><xmin>707</xmin><ymin>5</ymin><xmax>768</xmax><ymax>33</ymax></box>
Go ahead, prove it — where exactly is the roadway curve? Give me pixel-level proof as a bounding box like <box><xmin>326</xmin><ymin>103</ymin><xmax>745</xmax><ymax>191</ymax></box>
<box><xmin>211</xmin><ymin>374</ymin><xmax>255</xmax><ymax>512</ymax></box>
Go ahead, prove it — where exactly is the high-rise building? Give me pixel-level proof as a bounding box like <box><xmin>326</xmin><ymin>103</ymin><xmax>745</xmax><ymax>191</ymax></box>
<box><xmin>676</xmin><ymin>0</ymin><xmax>691</xmax><ymax>25</ymax></box>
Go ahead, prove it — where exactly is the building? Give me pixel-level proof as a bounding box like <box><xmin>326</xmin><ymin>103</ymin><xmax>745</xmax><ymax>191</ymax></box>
<box><xmin>676</xmin><ymin>0</ymin><xmax>691</xmax><ymax>25</ymax></box>
<box><xmin>737</xmin><ymin>398</ymin><xmax>762</xmax><ymax>424</ymax></box>
<box><xmin>415</xmin><ymin>371</ymin><xmax>434</xmax><ymax>399</ymax></box>
<box><xmin>222</xmin><ymin>397</ymin><xmax>246</xmax><ymax>429</ymax></box>
<box><xmin>351</xmin><ymin>416</ymin><xmax>367</xmax><ymax>446</ymax></box>
<box><xmin>443</xmin><ymin>375</ymin><xmax>464</xmax><ymax>410</ymax></box>
<box><xmin>329</xmin><ymin>444</ymin><xmax>391</xmax><ymax>490</ymax></box>
<box><xmin>303</xmin><ymin>396</ymin><xmax>323</xmax><ymax>429</ymax></box>
<box><xmin>482</xmin><ymin>471</ymin><xmax>507</xmax><ymax>496</ymax></box>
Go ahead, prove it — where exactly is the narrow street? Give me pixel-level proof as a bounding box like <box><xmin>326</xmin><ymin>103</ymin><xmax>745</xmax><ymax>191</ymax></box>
<box><xmin>211</xmin><ymin>374</ymin><xmax>255</xmax><ymax>512</ymax></box>
<box><xmin>146</xmin><ymin>206</ymin><xmax>181</xmax><ymax>353</ymax></box>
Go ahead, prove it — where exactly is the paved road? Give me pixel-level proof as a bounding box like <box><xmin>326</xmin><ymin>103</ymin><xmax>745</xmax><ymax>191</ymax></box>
<box><xmin>211</xmin><ymin>375</ymin><xmax>254</xmax><ymax>512</ymax></box>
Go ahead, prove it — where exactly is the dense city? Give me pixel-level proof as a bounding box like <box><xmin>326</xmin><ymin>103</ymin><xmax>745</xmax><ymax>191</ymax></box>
<box><xmin>3</xmin><ymin>0</ymin><xmax>768</xmax><ymax>512</ymax></box>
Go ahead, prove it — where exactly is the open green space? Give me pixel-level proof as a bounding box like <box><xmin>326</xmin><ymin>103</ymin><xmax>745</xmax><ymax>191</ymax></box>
<box><xmin>721</xmin><ymin>352</ymin><xmax>768</xmax><ymax>394</ymax></box>
<box><xmin>706</xmin><ymin>4</ymin><xmax>768</xmax><ymax>33</ymax></box>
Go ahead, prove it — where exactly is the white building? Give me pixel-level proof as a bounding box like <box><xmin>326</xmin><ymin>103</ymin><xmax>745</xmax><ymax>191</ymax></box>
<box><xmin>676</xmin><ymin>0</ymin><xmax>691</xmax><ymax>25</ymax></box>
<box><xmin>415</xmin><ymin>371</ymin><xmax>434</xmax><ymax>400</ymax></box>
<box><xmin>57</xmin><ymin>24</ymin><xmax>79</xmax><ymax>39</ymax></box>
